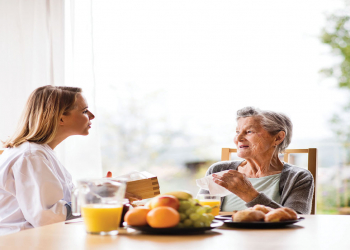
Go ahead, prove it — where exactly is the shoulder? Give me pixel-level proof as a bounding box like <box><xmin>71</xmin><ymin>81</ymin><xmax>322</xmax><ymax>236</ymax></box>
<box><xmin>23</xmin><ymin>142</ymin><xmax>53</xmax><ymax>161</ymax></box>
<box><xmin>281</xmin><ymin>162</ymin><xmax>314</xmax><ymax>182</ymax></box>
<box><xmin>0</xmin><ymin>142</ymin><xmax>50</xmax><ymax>166</ymax></box>
<box><xmin>4</xmin><ymin>142</ymin><xmax>47</xmax><ymax>154</ymax></box>
<box><xmin>206</xmin><ymin>160</ymin><xmax>244</xmax><ymax>176</ymax></box>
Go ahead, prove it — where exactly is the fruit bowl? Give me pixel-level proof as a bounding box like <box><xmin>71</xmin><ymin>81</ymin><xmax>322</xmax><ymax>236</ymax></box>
<box><xmin>126</xmin><ymin>220</ymin><xmax>223</xmax><ymax>235</ymax></box>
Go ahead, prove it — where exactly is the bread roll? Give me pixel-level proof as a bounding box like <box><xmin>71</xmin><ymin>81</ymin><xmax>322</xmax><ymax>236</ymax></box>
<box><xmin>252</xmin><ymin>205</ymin><xmax>273</xmax><ymax>214</ymax></box>
<box><xmin>264</xmin><ymin>207</ymin><xmax>298</xmax><ymax>222</ymax></box>
<box><xmin>233</xmin><ymin>210</ymin><xmax>265</xmax><ymax>222</ymax></box>
<box><xmin>280</xmin><ymin>207</ymin><xmax>298</xmax><ymax>220</ymax></box>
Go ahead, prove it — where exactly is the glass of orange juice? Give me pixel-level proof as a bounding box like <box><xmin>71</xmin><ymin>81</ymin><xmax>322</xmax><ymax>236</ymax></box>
<box><xmin>197</xmin><ymin>195</ymin><xmax>221</xmax><ymax>216</ymax></box>
<box><xmin>71</xmin><ymin>178</ymin><xmax>126</xmax><ymax>235</ymax></box>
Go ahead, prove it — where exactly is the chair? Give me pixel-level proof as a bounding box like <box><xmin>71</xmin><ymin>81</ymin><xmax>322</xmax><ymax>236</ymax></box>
<box><xmin>221</xmin><ymin>148</ymin><xmax>317</xmax><ymax>215</ymax></box>
<box><xmin>0</xmin><ymin>150</ymin><xmax>3</xmax><ymax>155</ymax></box>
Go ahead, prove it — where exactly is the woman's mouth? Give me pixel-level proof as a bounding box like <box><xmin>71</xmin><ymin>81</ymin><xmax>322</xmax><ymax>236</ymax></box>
<box><xmin>239</xmin><ymin>145</ymin><xmax>249</xmax><ymax>149</ymax></box>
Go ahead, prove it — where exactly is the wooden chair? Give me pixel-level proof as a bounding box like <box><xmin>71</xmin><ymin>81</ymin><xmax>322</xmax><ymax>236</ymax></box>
<box><xmin>221</xmin><ymin>148</ymin><xmax>317</xmax><ymax>215</ymax></box>
<box><xmin>0</xmin><ymin>150</ymin><xmax>3</xmax><ymax>155</ymax></box>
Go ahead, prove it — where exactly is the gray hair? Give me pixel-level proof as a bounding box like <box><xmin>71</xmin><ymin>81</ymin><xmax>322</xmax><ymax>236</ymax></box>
<box><xmin>236</xmin><ymin>106</ymin><xmax>293</xmax><ymax>153</ymax></box>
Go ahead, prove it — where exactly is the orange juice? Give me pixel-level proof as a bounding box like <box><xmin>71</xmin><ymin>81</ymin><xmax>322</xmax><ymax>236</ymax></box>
<box><xmin>199</xmin><ymin>200</ymin><xmax>221</xmax><ymax>216</ymax></box>
<box><xmin>81</xmin><ymin>205</ymin><xmax>123</xmax><ymax>234</ymax></box>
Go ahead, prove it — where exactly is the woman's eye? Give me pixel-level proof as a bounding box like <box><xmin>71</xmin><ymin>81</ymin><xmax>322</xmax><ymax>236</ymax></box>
<box><xmin>236</xmin><ymin>131</ymin><xmax>239</xmax><ymax>134</ymax></box>
<box><xmin>247</xmin><ymin>131</ymin><xmax>252</xmax><ymax>133</ymax></box>
<box><xmin>83</xmin><ymin>110</ymin><xmax>88</xmax><ymax>114</ymax></box>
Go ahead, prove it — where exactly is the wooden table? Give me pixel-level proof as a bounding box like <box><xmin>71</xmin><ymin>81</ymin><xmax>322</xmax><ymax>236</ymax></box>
<box><xmin>0</xmin><ymin>215</ymin><xmax>349</xmax><ymax>250</ymax></box>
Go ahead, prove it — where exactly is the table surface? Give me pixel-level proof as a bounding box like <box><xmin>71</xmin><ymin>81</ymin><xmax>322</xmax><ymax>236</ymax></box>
<box><xmin>0</xmin><ymin>215</ymin><xmax>349</xmax><ymax>250</ymax></box>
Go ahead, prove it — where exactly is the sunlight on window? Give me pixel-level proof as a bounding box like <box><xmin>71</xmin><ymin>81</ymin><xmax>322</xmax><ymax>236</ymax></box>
<box><xmin>84</xmin><ymin>0</ymin><xmax>349</xmax><ymax>214</ymax></box>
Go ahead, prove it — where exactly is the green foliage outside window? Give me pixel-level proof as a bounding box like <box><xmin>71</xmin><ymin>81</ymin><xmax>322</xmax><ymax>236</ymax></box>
<box><xmin>319</xmin><ymin>1</ymin><xmax>350</xmax><ymax>214</ymax></box>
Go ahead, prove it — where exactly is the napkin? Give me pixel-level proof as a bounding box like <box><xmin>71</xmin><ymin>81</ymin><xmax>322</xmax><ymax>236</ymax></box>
<box><xmin>196</xmin><ymin>170</ymin><xmax>232</xmax><ymax>196</ymax></box>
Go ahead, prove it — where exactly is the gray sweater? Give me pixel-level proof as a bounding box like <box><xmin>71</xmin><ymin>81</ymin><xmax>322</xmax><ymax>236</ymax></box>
<box><xmin>198</xmin><ymin>160</ymin><xmax>314</xmax><ymax>214</ymax></box>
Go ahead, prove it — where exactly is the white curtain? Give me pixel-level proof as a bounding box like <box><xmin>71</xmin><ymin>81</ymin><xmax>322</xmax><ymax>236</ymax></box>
<box><xmin>0</xmin><ymin>0</ymin><xmax>64</xmax><ymax>141</ymax></box>
<box><xmin>57</xmin><ymin>0</ymin><xmax>103</xmax><ymax>181</ymax></box>
<box><xmin>0</xmin><ymin>0</ymin><xmax>102</xmax><ymax>181</ymax></box>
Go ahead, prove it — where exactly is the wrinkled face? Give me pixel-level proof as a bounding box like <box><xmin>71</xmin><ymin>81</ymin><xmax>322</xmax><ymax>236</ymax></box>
<box><xmin>234</xmin><ymin>117</ymin><xmax>276</xmax><ymax>159</ymax></box>
<box><xmin>62</xmin><ymin>94</ymin><xmax>95</xmax><ymax>136</ymax></box>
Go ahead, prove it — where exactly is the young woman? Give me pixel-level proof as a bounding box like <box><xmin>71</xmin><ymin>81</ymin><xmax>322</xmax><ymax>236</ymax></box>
<box><xmin>0</xmin><ymin>86</ymin><xmax>95</xmax><ymax>235</ymax></box>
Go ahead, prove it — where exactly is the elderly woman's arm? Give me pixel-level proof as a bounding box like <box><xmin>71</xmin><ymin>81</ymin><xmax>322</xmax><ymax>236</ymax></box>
<box><xmin>246</xmin><ymin>176</ymin><xmax>314</xmax><ymax>214</ymax></box>
<box><xmin>280</xmin><ymin>170</ymin><xmax>314</xmax><ymax>214</ymax></box>
<box><xmin>246</xmin><ymin>172</ymin><xmax>314</xmax><ymax>214</ymax></box>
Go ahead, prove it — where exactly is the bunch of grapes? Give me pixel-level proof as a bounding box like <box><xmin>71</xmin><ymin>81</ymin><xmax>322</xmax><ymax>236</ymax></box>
<box><xmin>177</xmin><ymin>199</ymin><xmax>215</xmax><ymax>228</ymax></box>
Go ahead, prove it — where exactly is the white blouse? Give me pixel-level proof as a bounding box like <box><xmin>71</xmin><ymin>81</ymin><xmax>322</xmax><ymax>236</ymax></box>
<box><xmin>0</xmin><ymin>142</ymin><xmax>74</xmax><ymax>235</ymax></box>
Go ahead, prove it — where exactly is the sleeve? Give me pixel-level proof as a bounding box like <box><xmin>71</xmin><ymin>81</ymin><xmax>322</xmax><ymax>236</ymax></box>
<box><xmin>65</xmin><ymin>202</ymin><xmax>81</xmax><ymax>220</ymax></box>
<box><xmin>245</xmin><ymin>193</ymin><xmax>283</xmax><ymax>210</ymax></box>
<box><xmin>245</xmin><ymin>172</ymin><xmax>314</xmax><ymax>214</ymax></box>
<box><xmin>13</xmin><ymin>155</ymin><xmax>68</xmax><ymax>227</ymax></box>
<box><xmin>278</xmin><ymin>172</ymin><xmax>314</xmax><ymax>214</ymax></box>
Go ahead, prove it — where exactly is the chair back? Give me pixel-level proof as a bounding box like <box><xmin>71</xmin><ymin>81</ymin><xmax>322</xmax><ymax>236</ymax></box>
<box><xmin>0</xmin><ymin>150</ymin><xmax>3</xmax><ymax>155</ymax></box>
<box><xmin>221</xmin><ymin>148</ymin><xmax>317</xmax><ymax>215</ymax></box>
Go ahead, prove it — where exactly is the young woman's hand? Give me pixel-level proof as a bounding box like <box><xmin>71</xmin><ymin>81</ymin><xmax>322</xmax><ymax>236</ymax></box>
<box><xmin>125</xmin><ymin>192</ymin><xmax>142</xmax><ymax>202</ymax></box>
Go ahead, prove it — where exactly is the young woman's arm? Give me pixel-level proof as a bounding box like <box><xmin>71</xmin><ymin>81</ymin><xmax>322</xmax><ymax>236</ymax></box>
<box><xmin>13</xmin><ymin>156</ymin><xmax>68</xmax><ymax>227</ymax></box>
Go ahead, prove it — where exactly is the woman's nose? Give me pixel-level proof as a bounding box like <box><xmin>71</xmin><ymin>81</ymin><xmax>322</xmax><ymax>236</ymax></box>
<box><xmin>237</xmin><ymin>132</ymin><xmax>244</xmax><ymax>141</ymax></box>
<box><xmin>88</xmin><ymin>111</ymin><xmax>95</xmax><ymax>120</ymax></box>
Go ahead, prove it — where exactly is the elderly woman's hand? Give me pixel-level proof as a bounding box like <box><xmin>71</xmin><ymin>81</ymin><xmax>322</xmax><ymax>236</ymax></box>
<box><xmin>212</xmin><ymin>170</ymin><xmax>259</xmax><ymax>203</ymax></box>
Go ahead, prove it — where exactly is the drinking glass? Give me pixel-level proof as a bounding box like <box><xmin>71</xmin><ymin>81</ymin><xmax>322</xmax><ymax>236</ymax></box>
<box><xmin>71</xmin><ymin>178</ymin><xmax>126</xmax><ymax>235</ymax></box>
<box><xmin>197</xmin><ymin>194</ymin><xmax>221</xmax><ymax>216</ymax></box>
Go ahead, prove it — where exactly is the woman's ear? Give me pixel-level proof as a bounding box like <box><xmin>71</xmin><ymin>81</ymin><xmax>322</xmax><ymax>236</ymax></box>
<box><xmin>275</xmin><ymin>131</ymin><xmax>286</xmax><ymax>145</ymax></box>
<box><xmin>59</xmin><ymin>116</ymin><xmax>64</xmax><ymax>125</ymax></box>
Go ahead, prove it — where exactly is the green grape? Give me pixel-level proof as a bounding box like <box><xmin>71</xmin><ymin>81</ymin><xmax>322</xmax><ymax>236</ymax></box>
<box><xmin>193</xmin><ymin>199</ymin><xmax>199</xmax><ymax>204</ymax></box>
<box><xmin>193</xmin><ymin>221</ymin><xmax>204</xmax><ymax>228</ymax></box>
<box><xmin>204</xmin><ymin>221</ymin><xmax>211</xmax><ymax>227</ymax></box>
<box><xmin>177</xmin><ymin>222</ymin><xmax>185</xmax><ymax>228</ymax></box>
<box><xmin>206</xmin><ymin>214</ymin><xmax>215</xmax><ymax>222</ymax></box>
<box><xmin>179</xmin><ymin>201</ymin><xmax>191</xmax><ymax>210</ymax></box>
<box><xmin>179</xmin><ymin>213</ymin><xmax>187</xmax><ymax>221</ymax></box>
<box><xmin>185</xmin><ymin>208</ymin><xmax>196</xmax><ymax>216</ymax></box>
<box><xmin>178</xmin><ymin>207</ymin><xmax>186</xmax><ymax>213</ymax></box>
<box><xmin>203</xmin><ymin>205</ymin><xmax>212</xmax><ymax>213</ymax></box>
<box><xmin>194</xmin><ymin>204</ymin><xmax>201</xmax><ymax>209</ymax></box>
<box><xmin>198</xmin><ymin>214</ymin><xmax>208</xmax><ymax>223</ymax></box>
<box><xmin>196</xmin><ymin>207</ymin><xmax>206</xmax><ymax>215</ymax></box>
<box><xmin>183</xmin><ymin>219</ymin><xmax>193</xmax><ymax>227</ymax></box>
<box><xmin>189</xmin><ymin>213</ymin><xmax>200</xmax><ymax>221</ymax></box>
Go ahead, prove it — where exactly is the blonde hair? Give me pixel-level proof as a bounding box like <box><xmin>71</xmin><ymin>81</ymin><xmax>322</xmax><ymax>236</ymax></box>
<box><xmin>3</xmin><ymin>85</ymin><xmax>82</xmax><ymax>148</ymax></box>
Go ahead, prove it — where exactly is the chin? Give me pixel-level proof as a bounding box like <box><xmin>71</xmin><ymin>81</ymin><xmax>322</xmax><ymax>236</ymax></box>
<box><xmin>82</xmin><ymin>130</ymin><xmax>90</xmax><ymax>136</ymax></box>
<box><xmin>237</xmin><ymin>151</ymin><xmax>248</xmax><ymax>158</ymax></box>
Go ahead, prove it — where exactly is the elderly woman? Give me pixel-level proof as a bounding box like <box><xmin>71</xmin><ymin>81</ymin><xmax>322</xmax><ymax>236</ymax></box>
<box><xmin>199</xmin><ymin>107</ymin><xmax>314</xmax><ymax>214</ymax></box>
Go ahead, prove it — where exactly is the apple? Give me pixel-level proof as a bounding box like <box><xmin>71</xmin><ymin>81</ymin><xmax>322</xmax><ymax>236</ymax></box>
<box><xmin>150</xmin><ymin>195</ymin><xmax>180</xmax><ymax>210</ymax></box>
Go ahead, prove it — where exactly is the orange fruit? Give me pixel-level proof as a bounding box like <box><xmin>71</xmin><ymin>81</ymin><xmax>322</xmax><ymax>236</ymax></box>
<box><xmin>146</xmin><ymin>207</ymin><xmax>180</xmax><ymax>228</ymax></box>
<box><xmin>124</xmin><ymin>207</ymin><xmax>151</xmax><ymax>226</ymax></box>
